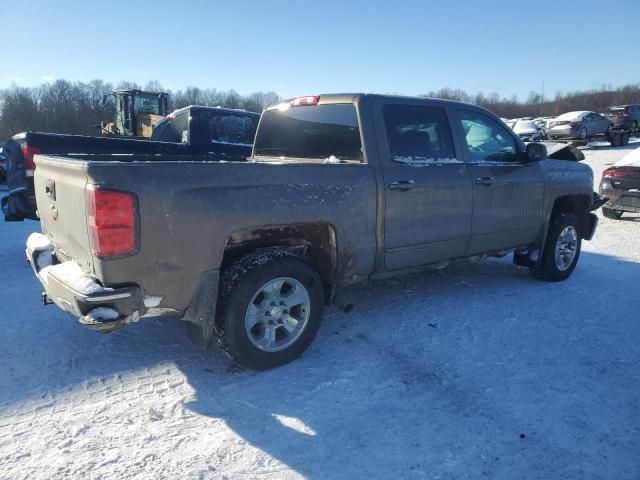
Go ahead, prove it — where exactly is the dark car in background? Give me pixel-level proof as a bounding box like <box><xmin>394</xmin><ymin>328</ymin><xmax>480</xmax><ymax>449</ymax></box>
<box><xmin>599</xmin><ymin>148</ymin><xmax>640</xmax><ymax>219</ymax></box>
<box><xmin>547</xmin><ymin>111</ymin><xmax>612</xmax><ymax>140</ymax></box>
<box><xmin>1</xmin><ymin>106</ymin><xmax>259</xmax><ymax>221</ymax></box>
<box><xmin>604</xmin><ymin>105</ymin><xmax>640</xmax><ymax>131</ymax></box>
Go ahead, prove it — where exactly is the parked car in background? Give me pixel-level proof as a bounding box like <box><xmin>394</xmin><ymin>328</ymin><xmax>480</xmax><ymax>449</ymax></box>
<box><xmin>25</xmin><ymin>93</ymin><xmax>602</xmax><ymax>370</ymax></box>
<box><xmin>1</xmin><ymin>106</ymin><xmax>260</xmax><ymax>221</ymax></box>
<box><xmin>599</xmin><ymin>146</ymin><xmax>640</xmax><ymax>219</ymax></box>
<box><xmin>547</xmin><ymin>111</ymin><xmax>612</xmax><ymax>140</ymax></box>
<box><xmin>513</xmin><ymin>120</ymin><xmax>543</xmax><ymax>142</ymax></box>
<box><xmin>506</xmin><ymin>119</ymin><xmax>518</xmax><ymax>129</ymax></box>
<box><xmin>604</xmin><ymin>105</ymin><xmax>640</xmax><ymax>131</ymax></box>
<box><xmin>534</xmin><ymin>117</ymin><xmax>553</xmax><ymax>138</ymax></box>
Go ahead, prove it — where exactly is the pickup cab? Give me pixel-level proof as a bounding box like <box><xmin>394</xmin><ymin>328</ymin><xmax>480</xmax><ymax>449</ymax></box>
<box><xmin>2</xmin><ymin>106</ymin><xmax>259</xmax><ymax>221</ymax></box>
<box><xmin>27</xmin><ymin>94</ymin><xmax>602</xmax><ymax>370</ymax></box>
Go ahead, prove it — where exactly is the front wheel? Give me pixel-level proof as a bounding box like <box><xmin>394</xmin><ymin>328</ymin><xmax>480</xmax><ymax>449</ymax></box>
<box><xmin>534</xmin><ymin>212</ymin><xmax>582</xmax><ymax>282</ymax></box>
<box><xmin>217</xmin><ymin>249</ymin><xmax>324</xmax><ymax>370</ymax></box>
<box><xmin>602</xmin><ymin>207</ymin><xmax>623</xmax><ymax>220</ymax></box>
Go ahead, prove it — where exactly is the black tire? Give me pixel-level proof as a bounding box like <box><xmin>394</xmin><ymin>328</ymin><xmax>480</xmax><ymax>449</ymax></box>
<box><xmin>535</xmin><ymin>212</ymin><xmax>582</xmax><ymax>282</ymax></box>
<box><xmin>578</xmin><ymin>127</ymin><xmax>588</xmax><ymax>140</ymax></box>
<box><xmin>602</xmin><ymin>207</ymin><xmax>624</xmax><ymax>220</ymax></box>
<box><xmin>622</xmin><ymin>132</ymin><xmax>630</xmax><ymax>146</ymax></box>
<box><xmin>611</xmin><ymin>133</ymin><xmax>622</xmax><ymax>147</ymax></box>
<box><xmin>217</xmin><ymin>249</ymin><xmax>324</xmax><ymax>370</ymax></box>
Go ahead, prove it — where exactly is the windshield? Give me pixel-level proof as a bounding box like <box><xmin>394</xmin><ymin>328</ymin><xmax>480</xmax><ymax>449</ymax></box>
<box><xmin>134</xmin><ymin>94</ymin><xmax>162</xmax><ymax>115</ymax></box>
<box><xmin>253</xmin><ymin>103</ymin><xmax>362</xmax><ymax>161</ymax></box>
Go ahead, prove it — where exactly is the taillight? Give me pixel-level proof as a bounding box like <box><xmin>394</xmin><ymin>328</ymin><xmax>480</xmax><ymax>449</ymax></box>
<box><xmin>623</xmin><ymin>107</ymin><xmax>630</xmax><ymax>117</ymax></box>
<box><xmin>570</xmin><ymin>121</ymin><xmax>578</xmax><ymax>127</ymax></box>
<box><xmin>86</xmin><ymin>186</ymin><xmax>138</xmax><ymax>259</ymax></box>
<box><xmin>290</xmin><ymin>95</ymin><xmax>320</xmax><ymax>107</ymax></box>
<box><xmin>603</xmin><ymin>168</ymin><xmax>640</xmax><ymax>178</ymax></box>
<box><xmin>22</xmin><ymin>145</ymin><xmax>41</xmax><ymax>177</ymax></box>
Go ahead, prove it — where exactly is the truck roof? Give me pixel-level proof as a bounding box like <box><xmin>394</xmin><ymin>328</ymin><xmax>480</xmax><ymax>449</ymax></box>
<box><xmin>266</xmin><ymin>93</ymin><xmax>489</xmax><ymax>111</ymax></box>
<box><xmin>169</xmin><ymin>105</ymin><xmax>260</xmax><ymax>117</ymax></box>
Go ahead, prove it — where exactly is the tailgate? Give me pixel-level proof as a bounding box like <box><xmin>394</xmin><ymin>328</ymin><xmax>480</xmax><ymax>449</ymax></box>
<box><xmin>34</xmin><ymin>155</ymin><xmax>93</xmax><ymax>272</ymax></box>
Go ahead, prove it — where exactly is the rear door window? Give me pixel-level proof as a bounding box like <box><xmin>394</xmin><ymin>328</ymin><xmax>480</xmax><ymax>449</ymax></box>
<box><xmin>382</xmin><ymin>104</ymin><xmax>457</xmax><ymax>165</ymax></box>
<box><xmin>253</xmin><ymin>104</ymin><xmax>362</xmax><ymax>161</ymax></box>
<box><xmin>206</xmin><ymin>112</ymin><xmax>258</xmax><ymax>146</ymax></box>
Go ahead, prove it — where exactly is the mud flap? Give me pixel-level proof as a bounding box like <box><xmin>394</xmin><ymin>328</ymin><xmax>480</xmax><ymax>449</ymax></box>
<box><xmin>514</xmin><ymin>222</ymin><xmax>549</xmax><ymax>273</ymax></box>
<box><xmin>181</xmin><ymin>269</ymin><xmax>220</xmax><ymax>348</ymax></box>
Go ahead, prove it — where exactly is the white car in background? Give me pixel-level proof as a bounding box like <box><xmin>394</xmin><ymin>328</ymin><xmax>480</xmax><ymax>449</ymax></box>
<box><xmin>547</xmin><ymin>111</ymin><xmax>613</xmax><ymax>140</ymax></box>
<box><xmin>513</xmin><ymin>119</ymin><xmax>543</xmax><ymax>142</ymax></box>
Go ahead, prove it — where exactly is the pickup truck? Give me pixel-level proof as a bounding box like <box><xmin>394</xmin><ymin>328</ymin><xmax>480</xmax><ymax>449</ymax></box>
<box><xmin>2</xmin><ymin>106</ymin><xmax>259</xmax><ymax>221</ymax></box>
<box><xmin>26</xmin><ymin>93</ymin><xmax>603</xmax><ymax>370</ymax></box>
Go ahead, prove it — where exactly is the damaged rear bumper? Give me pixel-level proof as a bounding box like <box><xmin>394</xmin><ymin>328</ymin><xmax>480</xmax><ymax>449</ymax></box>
<box><xmin>26</xmin><ymin>233</ymin><xmax>144</xmax><ymax>332</ymax></box>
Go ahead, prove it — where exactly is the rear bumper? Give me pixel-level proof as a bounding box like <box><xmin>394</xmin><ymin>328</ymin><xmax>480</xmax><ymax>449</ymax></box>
<box><xmin>604</xmin><ymin>195</ymin><xmax>640</xmax><ymax>213</ymax></box>
<box><xmin>600</xmin><ymin>180</ymin><xmax>640</xmax><ymax>213</ymax></box>
<box><xmin>26</xmin><ymin>233</ymin><xmax>144</xmax><ymax>332</ymax></box>
<box><xmin>548</xmin><ymin>126</ymin><xmax>576</xmax><ymax>139</ymax></box>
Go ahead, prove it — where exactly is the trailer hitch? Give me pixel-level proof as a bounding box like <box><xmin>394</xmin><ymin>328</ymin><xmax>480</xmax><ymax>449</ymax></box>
<box><xmin>41</xmin><ymin>292</ymin><xmax>53</xmax><ymax>306</ymax></box>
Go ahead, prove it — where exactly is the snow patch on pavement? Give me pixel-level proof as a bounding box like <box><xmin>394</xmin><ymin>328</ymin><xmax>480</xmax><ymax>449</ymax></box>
<box><xmin>1</xmin><ymin>147</ymin><xmax>639</xmax><ymax>479</ymax></box>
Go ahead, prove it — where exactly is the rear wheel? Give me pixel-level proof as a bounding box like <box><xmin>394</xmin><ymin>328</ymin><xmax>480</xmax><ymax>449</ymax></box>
<box><xmin>217</xmin><ymin>249</ymin><xmax>324</xmax><ymax>370</ymax></box>
<box><xmin>611</xmin><ymin>133</ymin><xmax>622</xmax><ymax>147</ymax></box>
<box><xmin>602</xmin><ymin>207</ymin><xmax>624</xmax><ymax>219</ymax></box>
<box><xmin>578</xmin><ymin>127</ymin><xmax>588</xmax><ymax>140</ymax></box>
<box><xmin>534</xmin><ymin>212</ymin><xmax>582</xmax><ymax>282</ymax></box>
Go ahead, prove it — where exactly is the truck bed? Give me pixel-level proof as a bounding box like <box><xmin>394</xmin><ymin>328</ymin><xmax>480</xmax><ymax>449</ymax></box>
<box><xmin>34</xmin><ymin>153</ymin><xmax>377</xmax><ymax>316</ymax></box>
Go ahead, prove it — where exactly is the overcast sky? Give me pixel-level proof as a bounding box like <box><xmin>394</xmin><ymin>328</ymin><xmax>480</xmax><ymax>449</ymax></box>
<box><xmin>1</xmin><ymin>0</ymin><xmax>639</xmax><ymax>100</ymax></box>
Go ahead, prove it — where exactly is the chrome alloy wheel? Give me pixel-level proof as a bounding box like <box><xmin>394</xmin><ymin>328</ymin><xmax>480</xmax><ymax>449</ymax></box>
<box><xmin>555</xmin><ymin>226</ymin><xmax>578</xmax><ymax>271</ymax></box>
<box><xmin>244</xmin><ymin>277</ymin><xmax>311</xmax><ymax>352</ymax></box>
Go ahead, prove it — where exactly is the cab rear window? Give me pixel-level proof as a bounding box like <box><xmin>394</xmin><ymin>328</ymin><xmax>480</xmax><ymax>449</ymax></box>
<box><xmin>253</xmin><ymin>104</ymin><xmax>362</xmax><ymax>161</ymax></box>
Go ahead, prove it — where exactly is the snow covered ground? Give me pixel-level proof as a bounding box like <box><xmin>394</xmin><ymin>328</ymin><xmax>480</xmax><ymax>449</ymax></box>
<box><xmin>1</xmin><ymin>145</ymin><xmax>639</xmax><ymax>479</ymax></box>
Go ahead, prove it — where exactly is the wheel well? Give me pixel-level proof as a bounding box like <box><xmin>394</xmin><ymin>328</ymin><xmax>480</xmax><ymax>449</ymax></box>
<box><xmin>551</xmin><ymin>194</ymin><xmax>591</xmax><ymax>236</ymax></box>
<box><xmin>222</xmin><ymin>223</ymin><xmax>338</xmax><ymax>302</ymax></box>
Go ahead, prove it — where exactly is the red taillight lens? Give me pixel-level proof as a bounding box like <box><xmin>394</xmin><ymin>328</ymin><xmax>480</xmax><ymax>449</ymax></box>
<box><xmin>22</xmin><ymin>145</ymin><xmax>41</xmax><ymax>177</ymax></box>
<box><xmin>603</xmin><ymin>168</ymin><xmax>640</xmax><ymax>178</ymax></box>
<box><xmin>570</xmin><ymin>121</ymin><xmax>578</xmax><ymax>127</ymax></box>
<box><xmin>290</xmin><ymin>95</ymin><xmax>320</xmax><ymax>107</ymax></box>
<box><xmin>86</xmin><ymin>187</ymin><xmax>138</xmax><ymax>258</ymax></box>
<box><xmin>623</xmin><ymin>108</ymin><xmax>630</xmax><ymax>117</ymax></box>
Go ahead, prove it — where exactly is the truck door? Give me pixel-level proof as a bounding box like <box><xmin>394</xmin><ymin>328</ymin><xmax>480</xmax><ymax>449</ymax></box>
<box><xmin>374</xmin><ymin>100</ymin><xmax>473</xmax><ymax>270</ymax></box>
<box><xmin>452</xmin><ymin>108</ymin><xmax>545</xmax><ymax>254</ymax></box>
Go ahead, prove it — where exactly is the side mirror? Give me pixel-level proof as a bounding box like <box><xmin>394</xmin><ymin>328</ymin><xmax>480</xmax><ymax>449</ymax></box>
<box><xmin>526</xmin><ymin>142</ymin><xmax>547</xmax><ymax>163</ymax></box>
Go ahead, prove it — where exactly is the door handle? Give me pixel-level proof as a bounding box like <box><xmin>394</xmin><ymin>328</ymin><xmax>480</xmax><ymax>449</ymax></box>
<box><xmin>474</xmin><ymin>176</ymin><xmax>495</xmax><ymax>186</ymax></box>
<box><xmin>388</xmin><ymin>180</ymin><xmax>417</xmax><ymax>191</ymax></box>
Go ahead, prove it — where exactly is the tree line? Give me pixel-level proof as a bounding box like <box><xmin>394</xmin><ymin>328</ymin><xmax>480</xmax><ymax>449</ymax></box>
<box><xmin>0</xmin><ymin>79</ymin><xmax>279</xmax><ymax>139</ymax></box>
<box><xmin>422</xmin><ymin>84</ymin><xmax>640</xmax><ymax>119</ymax></box>
<box><xmin>1</xmin><ymin>79</ymin><xmax>639</xmax><ymax>139</ymax></box>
